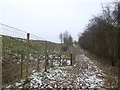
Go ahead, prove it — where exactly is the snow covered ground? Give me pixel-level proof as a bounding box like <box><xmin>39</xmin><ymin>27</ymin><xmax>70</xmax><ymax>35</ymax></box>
<box><xmin>5</xmin><ymin>54</ymin><xmax>115</xmax><ymax>89</ymax></box>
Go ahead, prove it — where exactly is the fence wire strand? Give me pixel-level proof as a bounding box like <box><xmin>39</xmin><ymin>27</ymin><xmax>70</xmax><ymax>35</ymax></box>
<box><xmin>0</xmin><ymin>23</ymin><xmax>46</xmax><ymax>41</ymax></box>
<box><xmin>1</xmin><ymin>23</ymin><xmax>72</xmax><ymax>88</ymax></box>
<box><xmin>0</xmin><ymin>23</ymin><xmax>47</xmax><ymax>86</ymax></box>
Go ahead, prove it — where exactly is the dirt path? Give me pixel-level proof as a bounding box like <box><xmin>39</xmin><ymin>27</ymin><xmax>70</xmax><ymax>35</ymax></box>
<box><xmin>6</xmin><ymin>47</ymin><xmax>118</xmax><ymax>89</ymax></box>
<box><xmin>26</xmin><ymin>54</ymin><xmax>107</xmax><ymax>89</ymax></box>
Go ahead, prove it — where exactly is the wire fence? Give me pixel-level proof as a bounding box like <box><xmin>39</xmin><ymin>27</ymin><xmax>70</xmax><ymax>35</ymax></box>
<box><xmin>1</xmin><ymin>23</ymin><xmax>45</xmax><ymax>86</ymax></box>
<box><xmin>0</xmin><ymin>23</ymin><xmax>75</xmax><ymax>88</ymax></box>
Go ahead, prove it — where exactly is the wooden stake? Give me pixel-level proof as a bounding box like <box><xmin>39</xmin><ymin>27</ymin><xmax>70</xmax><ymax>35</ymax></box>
<box><xmin>21</xmin><ymin>53</ymin><xmax>24</xmax><ymax>78</ymax></box>
<box><xmin>51</xmin><ymin>54</ymin><xmax>53</xmax><ymax>67</ymax></box>
<box><xmin>37</xmin><ymin>57</ymin><xmax>40</xmax><ymax>71</ymax></box>
<box><xmin>26</xmin><ymin>33</ymin><xmax>30</xmax><ymax>80</ymax></box>
<box><xmin>44</xmin><ymin>41</ymin><xmax>48</xmax><ymax>72</ymax></box>
<box><xmin>70</xmin><ymin>53</ymin><xmax>73</xmax><ymax>66</ymax></box>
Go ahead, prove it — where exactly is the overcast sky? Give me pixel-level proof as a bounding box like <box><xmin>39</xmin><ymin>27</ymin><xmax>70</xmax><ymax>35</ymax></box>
<box><xmin>0</xmin><ymin>0</ymin><xmax>113</xmax><ymax>43</ymax></box>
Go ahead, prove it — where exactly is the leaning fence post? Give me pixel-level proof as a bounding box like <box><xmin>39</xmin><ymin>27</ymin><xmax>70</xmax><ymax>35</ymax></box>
<box><xmin>25</xmin><ymin>33</ymin><xmax>30</xmax><ymax>80</ymax></box>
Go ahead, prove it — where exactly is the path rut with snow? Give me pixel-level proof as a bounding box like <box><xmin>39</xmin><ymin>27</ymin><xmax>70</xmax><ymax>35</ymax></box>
<box><xmin>27</xmin><ymin>54</ymin><xmax>105</xmax><ymax>89</ymax></box>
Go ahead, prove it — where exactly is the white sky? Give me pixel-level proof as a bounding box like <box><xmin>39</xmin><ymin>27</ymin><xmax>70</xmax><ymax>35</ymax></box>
<box><xmin>0</xmin><ymin>0</ymin><xmax>113</xmax><ymax>43</ymax></box>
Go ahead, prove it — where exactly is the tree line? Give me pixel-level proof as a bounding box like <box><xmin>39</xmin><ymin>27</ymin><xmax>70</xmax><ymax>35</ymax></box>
<box><xmin>78</xmin><ymin>1</ymin><xmax>120</xmax><ymax>66</ymax></box>
<box><xmin>59</xmin><ymin>31</ymin><xmax>73</xmax><ymax>52</ymax></box>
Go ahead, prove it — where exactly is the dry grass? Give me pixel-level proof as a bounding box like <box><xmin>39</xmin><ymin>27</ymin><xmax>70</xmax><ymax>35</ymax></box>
<box><xmin>78</xmin><ymin>46</ymin><xmax>118</xmax><ymax>88</ymax></box>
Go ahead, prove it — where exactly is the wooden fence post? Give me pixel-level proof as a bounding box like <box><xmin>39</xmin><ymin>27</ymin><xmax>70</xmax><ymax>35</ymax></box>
<box><xmin>26</xmin><ymin>33</ymin><xmax>30</xmax><ymax>80</ymax></box>
<box><xmin>37</xmin><ymin>57</ymin><xmax>40</xmax><ymax>71</ymax></box>
<box><xmin>70</xmin><ymin>53</ymin><xmax>73</xmax><ymax>66</ymax></box>
<box><xmin>50</xmin><ymin>54</ymin><xmax>53</xmax><ymax>67</ymax></box>
<box><xmin>21</xmin><ymin>53</ymin><xmax>24</xmax><ymax>78</ymax></box>
<box><xmin>118</xmin><ymin>3</ymin><xmax>120</xmax><ymax>89</ymax></box>
<box><xmin>59</xmin><ymin>54</ymin><xmax>61</xmax><ymax>66</ymax></box>
<box><xmin>70</xmin><ymin>42</ymin><xmax>73</xmax><ymax>66</ymax></box>
<box><xmin>44</xmin><ymin>41</ymin><xmax>48</xmax><ymax>72</ymax></box>
<box><xmin>0</xmin><ymin>34</ymin><xmax>2</xmax><ymax>90</ymax></box>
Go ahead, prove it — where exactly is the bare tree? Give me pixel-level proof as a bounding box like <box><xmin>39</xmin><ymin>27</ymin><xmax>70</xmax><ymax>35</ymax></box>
<box><xmin>59</xmin><ymin>33</ymin><xmax>63</xmax><ymax>45</ymax></box>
